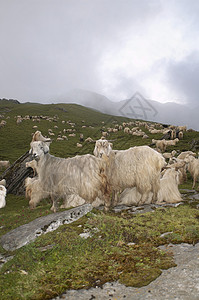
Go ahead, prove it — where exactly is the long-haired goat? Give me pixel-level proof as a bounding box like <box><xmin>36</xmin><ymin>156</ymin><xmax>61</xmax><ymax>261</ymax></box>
<box><xmin>184</xmin><ymin>155</ymin><xmax>199</xmax><ymax>189</ymax></box>
<box><xmin>94</xmin><ymin>139</ymin><xmax>166</xmax><ymax>207</ymax></box>
<box><xmin>118</xmin><ymin>168</ymin><xmax>182</xmax><ymax>205</ymax></box>
<box><xmin>0</xmin><ymin>179</ymin><xmax>6</xmax><ymax>208</ymax></box>
<box><xmin>28</xmin><ymin>141</ymin><xmax>110</xmax><ymax>211</ymax></box>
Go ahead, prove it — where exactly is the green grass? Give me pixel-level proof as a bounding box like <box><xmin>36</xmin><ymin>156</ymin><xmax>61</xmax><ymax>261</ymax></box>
<box><xmin>0</xmin><ymin>206</ymin><xmax>199</xmax><ymax>299</ymax></box>
<box><xmin>0</xmin><ymin>100</ymin><xmax>199</xmax><ymax>299</ymax></box>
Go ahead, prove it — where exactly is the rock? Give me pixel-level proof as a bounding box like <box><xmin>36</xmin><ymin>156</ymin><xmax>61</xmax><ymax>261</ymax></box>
<box><xmin>0</xmin><ymin>151</ymin><xmax>33</xmax><ymax>195</ymax></box>
<box><xmin>0</xmin><ymin>254</ymin><xmax>14</xmax><ymax>269</ymax></box>
<box><xmin>180</xmin><ymin>189</ymin><xmax>196</xmax><ymax>193</ymax></box>
<box><xmin>52</xmin><ymin>243</ymin><xmax>199</xmax><ymax>300</ymax></box>
<box><xmin>0</xmin><ymin>204</ymin><xmax>92</xmax><ymax>251</ymax></box>
<box><xmin>192</xmin><ymin>194</ymin><xmax>199</xmax><ymax>200</ymax></box>
<box><xmin>79</xmin><ymin>232</ymin><xmax>92</xmax><ymax>239</ymax></box>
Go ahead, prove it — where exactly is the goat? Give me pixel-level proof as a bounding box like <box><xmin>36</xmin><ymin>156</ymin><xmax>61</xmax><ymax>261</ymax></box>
<box><xmin>94</xmin><ymin>139</ymin><xmax>165</xmax><ymax>207</ymax></box>
<box><xmin>118</xmin><ymin>168</ymin><xmax>182</xmax><ymax>205</ymax></box>
<box><xmin>184</xmin><ymin>155</ymin><xmax>199</xmax><ymax>189</ymax></box>
<box><xmin>0</xmin><ymin>179</ymin><xmax>6</xmax><ymax>208</ymax></box>
<box><xmin>28</xmin><ymin>141</ymin><xmax>110</xmax><ymax>211</ymax></box>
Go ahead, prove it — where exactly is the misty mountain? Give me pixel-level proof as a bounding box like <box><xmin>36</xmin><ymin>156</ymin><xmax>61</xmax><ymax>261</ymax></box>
<box><xmin>57</xmin><ymin>89</ymin><xmax>198</xmax><ymax>130</ymax></box>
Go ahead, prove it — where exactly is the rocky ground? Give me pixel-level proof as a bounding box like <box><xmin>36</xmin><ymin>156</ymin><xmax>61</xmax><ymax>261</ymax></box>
<box><xmin>53</xmin><ymin>190</ymin><xmax>199</xmax><ymax>300</ymax></box>
<box><xmin>53</xmin><ymin>243</ymin><xmax>199</xmax><ymax>300</ymax></box>
<box><xmin>1</xmin><ymin>190</ymin><xmax>199</xmax><ymax>300</ymax></box>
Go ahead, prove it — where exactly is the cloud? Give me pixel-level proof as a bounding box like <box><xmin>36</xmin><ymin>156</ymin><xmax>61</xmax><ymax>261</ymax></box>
<box><xmin>0</xmin><ymin>0</ymin><xmax>199</xmax><ymax>109</ymax></box>
<box><xmin>166</xmin><ymin>52</ymin><xmax>199</xmax><ymax>107</ymax></box>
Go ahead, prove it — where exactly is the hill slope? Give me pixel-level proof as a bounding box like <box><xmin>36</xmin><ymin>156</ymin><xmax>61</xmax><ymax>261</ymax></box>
<box><xmin>56</xmin><ymin>89</ymin><xmax>199</xmax><ymax>131</ymax></box>
<box><xmin>0</xmin><ymin>100</ymin><xmax>199</xmax><ymax>165</ymax></box>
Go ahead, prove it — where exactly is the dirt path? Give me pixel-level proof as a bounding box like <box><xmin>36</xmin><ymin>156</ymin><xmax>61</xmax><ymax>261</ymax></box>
<box><xmin>53</xmin><ymin>243</ymin><xmax>199</xmax><ymax>300</ymax></box>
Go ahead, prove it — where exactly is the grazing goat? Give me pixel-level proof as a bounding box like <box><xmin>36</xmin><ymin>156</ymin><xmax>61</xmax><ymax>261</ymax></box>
<box><xmin>152</xmin><ymin>139</ymin><xmax>167</xmax><ymax>152</ymax></box>
<box><xmin>184</xmin><ymin>155</ymin><xmax>199</xmax><ymax>189</ymax></box>
<box><xmin>165</xmin><ymin>138</ymin><xmax>179</xmax><ymax>146</ymax></box>
<box><xmin>94</xmin><ymin>139</ymin><xmax>166</xmax><ymax>206</ymax></box>
<box><xmin>28</xmin><ymin>141</ymin><xmax>110</xmax><ymax>211</ymax></box>
<box><xmin>0</xmin><ymin>179</ymin><xmax>6</xmax><ymax>208</ymax></box>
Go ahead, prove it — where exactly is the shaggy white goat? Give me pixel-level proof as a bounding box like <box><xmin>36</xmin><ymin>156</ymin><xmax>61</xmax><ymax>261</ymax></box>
<box><xmin>118</xmin><ymin>168</ymin><xmax>182</xmax><ymax>205</ymax></box>
<box><xmin>152</xmin><ymin>139</ymin><xmax>167</xmax><ymax>152</ymax></box>
<box><xmin>93</xmin><ymin>139</ymin><xmax>113</xmax><ymax>158</ymax></box>
<box><xmin>29</xmin><ymin>141</ymin><xmax>110</xmax><ymax>211</ymax></box>
<box><xmin>168</xmin><ymin>157</ymin><xmax>187</xmax><ymax>184</ymax></box>
<box><xmin>156</xmin><ymin>168</ymin><xmax>182</xmax><ymax>204</ymax></box>
<box><xmin>163</xmin><ymin>150</ymin><xmax>177</xmax><ymax>159</ymax></box>
<box><xmin>0</xmin><ymin>179</ymin><xmax>6</xmax><ymax>208</ymax></box>
<box><xmin>94</xmin><ymin>139</ymin><xmax>166</xmax><ymax>206</ymax></box>
<box><xmin>184</xmin><ymin>155</ymin><xmax>199</xmax><ymax>189</ymax></box>
<box><xmin>177</xmin><ymin>151</ymin><xmax>196</xmax><ymax>160</ymax></box>
<box><xmin>165</xmin><ymin>138</ymin><xmax>179</xmax><ymax>146</ymax></box>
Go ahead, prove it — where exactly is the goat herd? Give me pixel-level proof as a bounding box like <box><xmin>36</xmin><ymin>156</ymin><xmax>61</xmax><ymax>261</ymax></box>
<box><xmin>0</xmin><ymin>129</ymin><xmax>199</xmax><ymax>213</ymax></box>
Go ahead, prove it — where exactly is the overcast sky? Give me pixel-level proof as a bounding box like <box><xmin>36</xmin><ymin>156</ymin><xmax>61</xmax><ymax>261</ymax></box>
<box><xmin>0</xmin><ymin>0</ymin><xmax>199</xmax><ymax>107</ymax></box>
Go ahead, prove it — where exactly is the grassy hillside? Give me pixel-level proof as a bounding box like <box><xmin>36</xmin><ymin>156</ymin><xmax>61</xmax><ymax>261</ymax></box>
<box><xmin>0</xmin><ymin>100</ymin><xmax>199</xmax><ymax>163</ymax></box>
<box><xmin>0</xmin><ymin>100</ymin><xmax>199</xmax><ymax>299</ymax></box>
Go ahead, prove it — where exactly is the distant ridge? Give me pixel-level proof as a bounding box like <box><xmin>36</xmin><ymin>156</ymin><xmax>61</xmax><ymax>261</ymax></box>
<box><xmin>0</xmin><ymin>98</ymin><xmax>20</xmax><ymax>104</ymax></box>
<box><xmin>1</xmin><ymin>90</ymin><xmax>198</xmax><ymax>130</ymax></box>
<box><xmin>57</xmin><ymin>89</ymin><xmax>198</xmax><ymax>131</ymax></box>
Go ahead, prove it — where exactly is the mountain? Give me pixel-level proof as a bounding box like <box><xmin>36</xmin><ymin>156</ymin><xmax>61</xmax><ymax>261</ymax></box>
<box><xmin>57</xmin><ymin>89</ymin><xmax>199</xmax><ymax>131</ymax></box>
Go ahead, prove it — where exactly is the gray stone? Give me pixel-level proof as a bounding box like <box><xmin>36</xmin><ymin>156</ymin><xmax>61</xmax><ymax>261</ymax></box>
<box><xmin>0</xmin><ymin>254</ymin><xmax>14</xmax><ymax>269</ymax></box>
<box><xmin>0</xmin><ymin>204</ymin><xmax>92</xmax><ymax>251</ymax></box>
<box><xmin>192</xmin><ymin>194</ymin><xmax>199</xmax><ymax>200</ymax></box>
<box><xmin>180</xmin><ymin>189</ymin><xmax>196</xmax><ymax>193</ymax></box>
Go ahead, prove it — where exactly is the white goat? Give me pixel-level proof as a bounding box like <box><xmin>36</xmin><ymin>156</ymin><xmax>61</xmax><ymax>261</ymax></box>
<box><xmin>94</xmin><ymin>139</ymin><xmax>113</xmax><ymax>158</ymax></box>
<box><xmin>152</xmin><ymin>139</ymin><xmax>167</xmax><ymax>152</ymax></box>
<box><xmin>168</xmin><ymin>157</ymin><xmax>187</xmax><ymax>184</ymax></box>
<box><xmin>156</xmin><ymin>168</ymin><xmax>182</xmax><ymax>204</ymax></box>
<box><xmin>0</xmin><ymin>179</ymin><xmax>6</xmax><ymax>208</ymax></box>
<box><xmin>118</xmin><ymin>168</ymin><xmax>182</xmax><ymax>205</ymax></box>
<box><xmin>184</xmin><ymin>155</ymin><xmax>199</xmax><ymax>189</ymax></box>
<box><xmin>163</xmin><ymin>150</ymin><xmax>177</xmax><ymax>159</ymax></box>
<box><xmin>29</xmin><ymin>141</ymin><xmax>110</xmax><ymax>211</ymax></box>
<box><xmin>165</xmin><ymin>138</ymin><xmax>179</xmax><ymax>146</ymax></box>
<box><xmin>94</xmin><ymin>140</ymin><xmax>166</xmax><ymax>206</ymax></box>
<box><xmin>177</xmin><ymin>151</ymin><xmax>196</xmax><ymax>160</ymax></box>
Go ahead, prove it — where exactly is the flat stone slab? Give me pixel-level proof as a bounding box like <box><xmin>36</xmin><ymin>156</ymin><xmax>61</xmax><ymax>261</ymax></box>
<box><xmin>0</xmin><ymin>204</ymin><xmax>92</xmax><ymax>251</ymax></box>
<box><xmin>180</xmin><ymin>189</ymin><xmax>196</xmax><ymax>193</ymax></box>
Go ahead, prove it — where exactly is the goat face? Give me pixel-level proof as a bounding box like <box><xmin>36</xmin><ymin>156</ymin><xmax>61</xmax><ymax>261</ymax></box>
<box><xmin>93</xmin><ymin>139</ymin><xmax>112</xmax><ymax>158</ymax></box>
<box><xmin>30</xmin><ymin>141</ymin><xmax>50</xmax><ymax>160</ymax></box>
